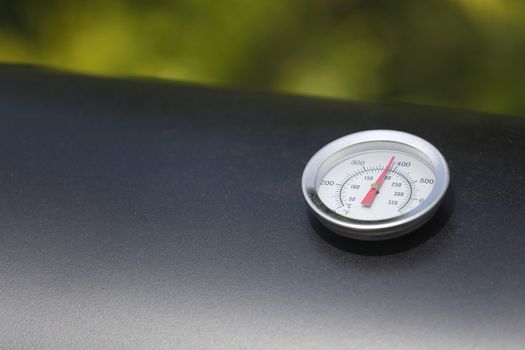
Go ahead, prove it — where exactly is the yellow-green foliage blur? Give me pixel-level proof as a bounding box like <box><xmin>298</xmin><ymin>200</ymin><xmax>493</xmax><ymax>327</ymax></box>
<box><xmin>1</xmin><ymin>0</ymin><xmax>524</xmax><ymax>116</ymax></box>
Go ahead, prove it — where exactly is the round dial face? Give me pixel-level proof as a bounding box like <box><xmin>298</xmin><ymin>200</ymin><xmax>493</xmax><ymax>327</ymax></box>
<box><xmin>301</xmin><ymin>130</ymin><xmax>450</xmax><ymax>240</ymax></box>
<box><xmin>317</xmin><ymin>150</ymin><xmax>436</xmax><ymax>221</ymax></box>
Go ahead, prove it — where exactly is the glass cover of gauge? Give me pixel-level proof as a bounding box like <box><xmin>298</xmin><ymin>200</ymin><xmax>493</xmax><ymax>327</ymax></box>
<box><xmin>302</xmin><ymin>130</ymin><xmax>450</xmax><ymax>240</ymax></box>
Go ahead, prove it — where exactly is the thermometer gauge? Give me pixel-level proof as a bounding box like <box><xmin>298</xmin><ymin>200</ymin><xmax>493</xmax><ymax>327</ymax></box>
<box><xmin>302</xmin><ymin>130</ymin><xmax>449</xmax><ymax>240</ymax></box>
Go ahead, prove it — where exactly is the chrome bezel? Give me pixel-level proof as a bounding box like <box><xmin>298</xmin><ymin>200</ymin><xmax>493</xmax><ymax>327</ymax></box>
<box><xmin>301</xmin><ymin>130</ymin><xmax>450</xmax><ymax>240</ymax></box>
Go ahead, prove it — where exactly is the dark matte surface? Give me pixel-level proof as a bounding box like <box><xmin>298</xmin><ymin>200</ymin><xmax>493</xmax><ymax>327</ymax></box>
<box><xmin>0</xmin><ymin>65</ymin><xmax>524</xmax><ymax>349</ymax></box>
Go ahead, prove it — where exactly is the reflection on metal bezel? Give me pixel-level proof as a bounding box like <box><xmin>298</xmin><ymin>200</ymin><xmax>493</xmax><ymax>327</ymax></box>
<box><xmin>301</xmin><ymin>130</ymin><xmax>450</xmax><ymax>240</ymax></box>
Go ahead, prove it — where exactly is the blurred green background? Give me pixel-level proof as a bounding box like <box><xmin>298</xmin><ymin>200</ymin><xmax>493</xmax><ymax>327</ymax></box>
<box><xmin>1</xmin><ymin>0</ymin><xmax>524</xmax><ymax>116</ymax></box>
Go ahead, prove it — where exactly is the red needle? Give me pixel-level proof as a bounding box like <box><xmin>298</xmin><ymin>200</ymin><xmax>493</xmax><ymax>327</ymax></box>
<box><xmin>361</xmin><ymin>156</ymin><xmax>396</xmax><ymax>207</ymax></box>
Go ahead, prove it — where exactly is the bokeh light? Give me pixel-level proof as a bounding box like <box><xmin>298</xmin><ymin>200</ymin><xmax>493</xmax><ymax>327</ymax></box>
<box><xmin>1</xmin><ymin>0</ymin><xmax>524</xmax><ymax>116</ymax></box>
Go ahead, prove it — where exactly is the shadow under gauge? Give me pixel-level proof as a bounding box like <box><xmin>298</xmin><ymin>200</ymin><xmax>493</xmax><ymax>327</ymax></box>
<box><xmin>310</xmin><ymin>188</ymin><xmax>455</xmax><ymax>256</ymax></box>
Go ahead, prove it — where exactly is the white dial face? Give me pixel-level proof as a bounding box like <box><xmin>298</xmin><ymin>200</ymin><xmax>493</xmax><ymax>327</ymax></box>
<box><xmin>317</xmin><ymin>150</ymin><xmax>436</xmax><ymax>221</ymax></box>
